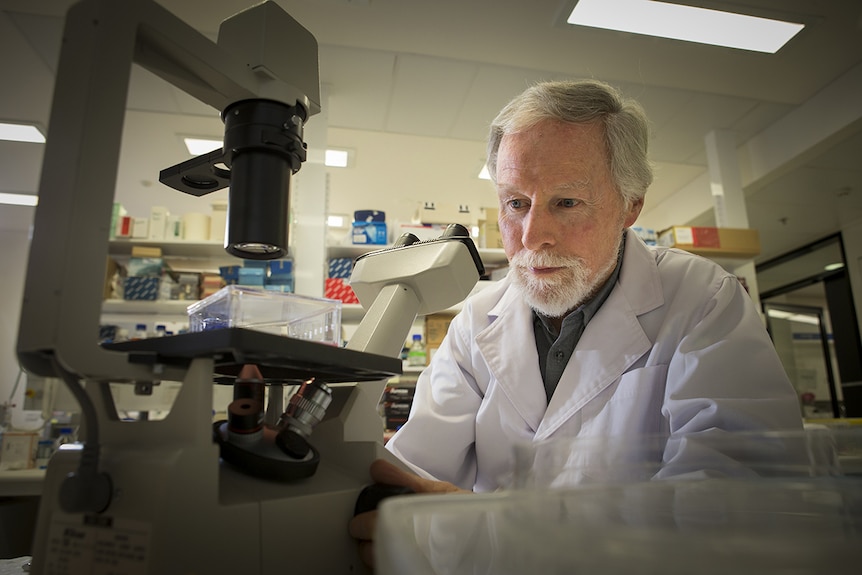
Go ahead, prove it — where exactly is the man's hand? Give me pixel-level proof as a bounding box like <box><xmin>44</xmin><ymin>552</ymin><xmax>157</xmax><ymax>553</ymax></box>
<box><xmin>348</xmin><ymin>459</ymin><xmax>467</xmax><ymax>569</ymax></box>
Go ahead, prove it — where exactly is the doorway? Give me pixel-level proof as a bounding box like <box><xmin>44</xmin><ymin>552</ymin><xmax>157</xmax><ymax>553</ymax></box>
<box><xmin>757</xmin><ymin>234</ymin><xmax>862</xmax><ymax>418</ymax></box>
<box><xmin>763</xmin><ymin>299</ymin><xmax>841</xmax><ymax>418</ymax></box>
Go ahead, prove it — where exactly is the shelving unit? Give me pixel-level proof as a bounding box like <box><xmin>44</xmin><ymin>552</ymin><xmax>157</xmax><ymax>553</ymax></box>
<box><xmin>108</xmin><ymin>238</ymin><xmax>230</xmax><ymax>259</ymax></box>
<box><xmin>101</xmin><ymin>299</ymin><xmax>195</xmax><ymax>316</ymax></box>
<box><xmin>104</xmin><ymin>242</ymin><xmax>509</xmax><ymax>322</ymax></box>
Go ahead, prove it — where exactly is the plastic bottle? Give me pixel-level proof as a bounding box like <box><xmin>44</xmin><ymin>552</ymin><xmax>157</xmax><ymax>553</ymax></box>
<box><xmin>407</xmin><ymin>334</ymin><xmax>427</xmax><ymax>367</ymax></box>
<box><xmin>54</xmin><ymin>426</ymin><xmax>77</xmax><ymax>451</ymax></box>
<box><xmin>155</xmin><ymin>324</ymin><xmax>167</xmax><ymax>337</ymax></box>
<box><xmin>35</xmin><ymin>439</ymin><xmax>54</xmax><ymax>469</ymax></box>
<box><xmin>133</xmin><ymin>323</ymin><xmax>148</xmax><ymax>340</ymax></box>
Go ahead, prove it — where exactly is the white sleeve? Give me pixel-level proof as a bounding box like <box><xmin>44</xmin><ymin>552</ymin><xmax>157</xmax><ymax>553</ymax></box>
<box><xmin>385</xmin><ymin>311</ymin><xmax>483</xmax><ymax>490</ymax></box>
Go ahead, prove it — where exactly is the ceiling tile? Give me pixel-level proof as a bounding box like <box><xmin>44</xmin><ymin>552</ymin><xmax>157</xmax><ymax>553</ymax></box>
<box><xmin>385</xmin><ymin>54</ymin><xmax>478</xmax><ymax>137</ymax></box>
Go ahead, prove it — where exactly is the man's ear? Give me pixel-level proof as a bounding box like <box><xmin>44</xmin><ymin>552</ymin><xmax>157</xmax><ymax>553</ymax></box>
<box><xmin>624</xmin><ymin>197</ymin><xmax>644</xmax><ymax>228</ymax></box>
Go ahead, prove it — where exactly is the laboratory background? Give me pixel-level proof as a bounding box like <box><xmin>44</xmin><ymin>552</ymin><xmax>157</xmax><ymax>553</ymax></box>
<box><xmin>0</xmin><ymin>0</ymin><xmax>861</xmax><ymax>568</ymax></box>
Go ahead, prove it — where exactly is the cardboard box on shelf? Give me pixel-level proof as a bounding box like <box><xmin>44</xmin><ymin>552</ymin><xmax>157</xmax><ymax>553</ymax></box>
<box><xmin>658</xmin><ymin>226</ymin><xmax>760</xmax><ymax>259</ymax></box>
<box><xmin>425</xmin><ymin>312</ymin><xmax>456</xmax><ymax>346</ymax></box>
<box><xmin>130</xmin><ymin>245</ymin><xmax>162</xmax><ymax>258</ymax></box>
<box><xmin>478</xmin><ymin>207</ymin><xmax>502</xmax><ymax>249</ymax></box>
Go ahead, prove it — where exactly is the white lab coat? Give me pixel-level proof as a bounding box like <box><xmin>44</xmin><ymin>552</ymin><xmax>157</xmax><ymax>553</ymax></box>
<box><xmin>386</xmin><ymin>231</ymin><xmax>803</xmax><ymax>491</ymax></box>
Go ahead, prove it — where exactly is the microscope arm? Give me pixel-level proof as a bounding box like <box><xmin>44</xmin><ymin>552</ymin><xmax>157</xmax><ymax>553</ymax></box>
<box><xmin>347</xmin><ymin>228</ymin><xmax>485</xmax><ymax>357</ymax></box>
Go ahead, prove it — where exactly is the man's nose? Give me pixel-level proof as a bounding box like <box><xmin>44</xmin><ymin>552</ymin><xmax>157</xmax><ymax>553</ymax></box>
<box><xmin>521</xmin><ymin>207</ymin><xmax>556</xmax><ymax>250</ymax></box>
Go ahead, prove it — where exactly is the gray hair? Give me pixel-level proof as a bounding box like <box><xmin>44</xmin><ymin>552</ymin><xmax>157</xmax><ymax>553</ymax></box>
<box><xmin>486</xmin><ymin>79</ymin><xmax>653</xmax><ymax>207</ymax></box>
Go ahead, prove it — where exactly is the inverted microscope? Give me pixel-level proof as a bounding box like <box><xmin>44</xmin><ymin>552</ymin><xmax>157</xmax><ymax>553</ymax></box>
<box><xmin>15</xmin><ymin>0</ymin><xmax>483</xmax><ymax>572</ymax></box>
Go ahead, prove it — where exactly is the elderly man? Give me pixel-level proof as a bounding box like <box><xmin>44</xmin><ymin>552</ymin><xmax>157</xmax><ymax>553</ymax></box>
<box><xmin>350</xmin><ymin>79</ymin><xmax>801</xmax><ymax>565</ymax></box>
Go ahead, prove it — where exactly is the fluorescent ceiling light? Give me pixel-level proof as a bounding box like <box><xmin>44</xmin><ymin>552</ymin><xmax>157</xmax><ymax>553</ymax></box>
<box><xmin>824</xmin><ymin>262</ymin><xmax>844</xmax><ymax>271</ymax></box>
<box><xmin>568</xmin><ymin>0</ymin><xmax>804</xmax><ymax>53</ymax></box>
<box><xmin>0</xmin><ymin>122</ymin><xmax>46</xmax><ymax>143</ymax></box>
<box><xmin>478</xmin><ymin>165</ymin><xmax>491</xmax><ymax>180</ymax></box>
<box><xmin>184</xmin><ymin>137</ymin><xmax>222</xmax><ymax>155</ymax></box>
<box><xmin>0</xmin><ymin>192</ymin><xmax>38</xmax><ymax>206</ymax></box>
<box><xmin>325</xmin><ymin>149</ymin><xmax>350</xmax><ymax>168</ymax></box>
<box><xmin>766</xmin><ymin>309</ymin><xmax>820</xmax><ymax>326</ymax></box>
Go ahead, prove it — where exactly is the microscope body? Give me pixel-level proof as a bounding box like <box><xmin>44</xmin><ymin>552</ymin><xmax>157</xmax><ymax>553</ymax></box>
<box><xmin>18</xmin><ymin>1</ymin><xmax>483</xmax><ymax>573</ymax></box>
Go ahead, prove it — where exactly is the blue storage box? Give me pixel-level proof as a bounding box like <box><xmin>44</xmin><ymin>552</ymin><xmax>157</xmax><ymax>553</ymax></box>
<box><xmin>327</xmin><ymin>257</ymin><xmax>353</xmax><ymax>279</ymax></box>
<box><xmin>123</xmin><ymin>277</ymin><xmax>160</xmax><ymax>301</ymax></box>
<box><xmin>352</xmin><ymin>221</ymin><xmax>388</xmax><ymax>245</ymax></box>
<box><xmin>219</xmin><ymin>265</ymin><xmax>240</xmax><ymax>284</ymax></box>
<box><xmin>241</xmin><ymin>260</ymin><xmax>268</xmax><ymax>269</ymax></box>
<box><xmin>354</xmin><ymin>210</ymin><xmax>385</xmax><ymax>222</ymax></box>
<box><xmin>268</xmin><ymin>259</ymin><xmax>293</xmax><ymax>279</ymax></box>
<box><xmin>238</xmin><ymin>267</ymin><xmax>265</xmax><ymax>286</ymax></box>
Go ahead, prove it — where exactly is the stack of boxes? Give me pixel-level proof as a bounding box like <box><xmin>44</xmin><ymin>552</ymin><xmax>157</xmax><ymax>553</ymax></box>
<box><xmin>118</xmin><ymin>247</ymin><xmax>208</xmax><ymax>302</ymax></box>
<box><xmin>324</xmin><ymin>257</ymin><xmax>359</xmax><ymax>304</ymax></box>
<box><xmin>381</xmin><ymin>384</ymin><xmax>414</xmax><ymax>433</ymax></box>
<box><xmin>425</xmin><ymin>313</ymin><xmax>455</xmax><ymax>364</ymax></box>
<box><xmin>477</xmin><ymin>207</ymin><xmax>502</xmax><ymax>249</ymax></box>
<box><xmin>122</xmin><ymin>248</ymin><xmax>164</xmax><ymax>301</ymax></box>
<box><xmin>219</xmin><ymin>260</ymin><xmax>295</xmax><ymax>293</ymax></box>
<box><xmin>111</xmin><ymin>202</ymin><xmax>222</xmax><ymax>243</ymax></box>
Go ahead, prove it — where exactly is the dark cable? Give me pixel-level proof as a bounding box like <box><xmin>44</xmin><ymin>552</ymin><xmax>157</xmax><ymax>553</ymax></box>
<box><xmin>50</xmin><ymin>355</ymin><xmax>112</xmax><ymax>514</ymax></box>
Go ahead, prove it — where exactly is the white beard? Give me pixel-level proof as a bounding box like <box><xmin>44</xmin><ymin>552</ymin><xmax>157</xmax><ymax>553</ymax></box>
<box><xmin>509</xmin><ymin>250</ymin><xmax>617</xmax><ymax>318</ymax></box>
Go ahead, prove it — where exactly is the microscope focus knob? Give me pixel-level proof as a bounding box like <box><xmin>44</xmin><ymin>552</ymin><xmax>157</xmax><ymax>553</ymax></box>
<box><xmin>442</xmin><ymin>223</ymin><xmax>470</xmax><ymax>238</ymax></box>
<box><xmin>394</xmin><ymin>232</ymin><xmax>421</xmax><ymax>247</ymax></box>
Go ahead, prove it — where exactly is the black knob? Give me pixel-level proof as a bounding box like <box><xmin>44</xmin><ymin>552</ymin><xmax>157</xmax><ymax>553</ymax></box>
<box><xmin>443</xmin><ymin>223</ymin><xmax>469</xmax><ymax>238</ymax></box>
<box><xmin>394</xmin><ymin>232</ymin><xmax>421</xmax><ymax>247</ymax></box>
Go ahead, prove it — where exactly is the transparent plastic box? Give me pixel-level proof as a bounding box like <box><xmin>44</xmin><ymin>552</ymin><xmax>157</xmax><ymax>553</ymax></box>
<box><xmin>187</xmin><ymin>285</ymin><xmax>342</xmax><ymax>345</ymax></box>
<box><xmin>377</xmin><ymin>429</ymin><xmax>862</xmax><ymax>575</ymax></box>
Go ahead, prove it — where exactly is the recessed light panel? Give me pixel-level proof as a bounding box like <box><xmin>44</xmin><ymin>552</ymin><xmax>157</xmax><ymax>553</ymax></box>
<box><xmin>0</xmin><ymin>122</ymin><xmax>46</xmax><ymax>143</ymax></box>
<box><xmin>568</xmin><ymin>0</ymin><xmax>804</xmax><ymax>53</ymax></box>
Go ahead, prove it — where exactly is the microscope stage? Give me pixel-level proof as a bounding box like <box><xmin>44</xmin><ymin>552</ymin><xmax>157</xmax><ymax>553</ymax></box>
<box><xmin>104</xmin><ymin>326</ymin><xmax>402</xmax><ymax>382</ymax></box>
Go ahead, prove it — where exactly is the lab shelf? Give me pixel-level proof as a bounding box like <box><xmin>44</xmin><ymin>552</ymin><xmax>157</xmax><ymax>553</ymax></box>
<box><xmin>108</xmin><ymin>238</ymin><xmax>232</xmax><ymax>259</ymax></box>
<box><xmin>102</xmin><ymin>299</ymin><xmax>194</xmax><ymax>316</ymax></box>
<box><xmin>103</xmin><ymin>240</ymin><xmax>506</xmax><ymax>323</ymax></box>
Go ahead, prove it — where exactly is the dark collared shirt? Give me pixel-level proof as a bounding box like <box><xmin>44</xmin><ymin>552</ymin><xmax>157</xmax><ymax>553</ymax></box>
<box><xmin>533</xmin><ymin>233</ymin><xmax>626</xmax><ymax>402</ymax></box>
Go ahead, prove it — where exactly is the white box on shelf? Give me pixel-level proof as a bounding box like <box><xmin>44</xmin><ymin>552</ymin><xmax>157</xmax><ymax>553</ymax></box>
<box><xmin>149</xmin><ymin>205</ymin><xmax>169</xmax><ymax>240</ymax></box>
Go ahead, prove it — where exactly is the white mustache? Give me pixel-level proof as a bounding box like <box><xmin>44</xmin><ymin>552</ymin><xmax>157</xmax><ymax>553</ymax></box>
<box><xmin>510</xmin><ymin>252</ymin><xmax>583</xmax><ymax>269</ymax></box>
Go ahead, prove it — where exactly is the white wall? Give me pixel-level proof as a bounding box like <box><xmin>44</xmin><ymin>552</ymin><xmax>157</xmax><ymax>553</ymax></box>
<box><xmin>0</xmin><ymin>207</ymin><xmax>34</xmax><ymax>411</ymax></box>
<box><xmin>326</xmin><ymin>127</ymin><xmax>497</xmax><ymax>227</ymax></box>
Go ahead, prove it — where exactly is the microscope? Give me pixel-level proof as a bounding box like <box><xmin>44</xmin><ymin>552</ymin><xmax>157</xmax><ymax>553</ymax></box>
<box><xmin>16</xmin><ymin>0</ymin><xmax>483</xmax><ymax>572</ymax></box>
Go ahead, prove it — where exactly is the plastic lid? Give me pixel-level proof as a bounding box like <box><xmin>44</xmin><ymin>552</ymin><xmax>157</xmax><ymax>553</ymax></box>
<box><xmin>59</xmin><ymin>427</ymin><xmax>74</xmax><ymax>434</ymax></box>
<box><xmin>136</xmin><ymin>323</ymin><xmax>146</xmax><ymax>330</ymax></box>
<box><xmin>412</xmin><ymin>334</ymin><xmax>422</xmax><ymax>341</ymax></box>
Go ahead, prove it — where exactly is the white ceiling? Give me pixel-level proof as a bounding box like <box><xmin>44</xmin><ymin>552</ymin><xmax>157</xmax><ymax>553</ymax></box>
<box><xmin>1</xmin><ymin>0</ymin><xmax>861</xmax><ymax>268</ymax></box>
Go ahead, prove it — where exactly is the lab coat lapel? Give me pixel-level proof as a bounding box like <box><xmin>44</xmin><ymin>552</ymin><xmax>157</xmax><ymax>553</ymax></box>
<box><xmin>474</xmin><ymin>285</ymin><xmax>546</xmax><ymax>432</ymax></box>
<box><xmin>536</xmin><ymin>233</ymin><xmax>664</xmax><ymax>440</ymax></box>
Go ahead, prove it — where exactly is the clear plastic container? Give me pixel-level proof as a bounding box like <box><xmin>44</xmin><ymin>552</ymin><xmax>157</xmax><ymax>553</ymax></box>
<box><xmin>377</xmin><ymin>477</ymin><xmax>862</xmax><ymax>575</ymax></box>
<box><xmin>376</xmin><ymin>429</ymin><xmax>862</xmax><ymax>575</ymax></box>
<box><xmin>186</xmin><ymin>285</ymin><xmax>342</xmax><ymax>345</ymax></box>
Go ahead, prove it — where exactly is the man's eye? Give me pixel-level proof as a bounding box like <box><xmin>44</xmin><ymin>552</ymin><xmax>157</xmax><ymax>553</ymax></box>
<box><xmin>560</xmin><ymin>198</ymin><xmax>579</xmax><ymax>208</ymax></box>
<box><xmin>508</xmin><ymin>199</ymin><xmax>524</xmax><ymax>209</ymax></box>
